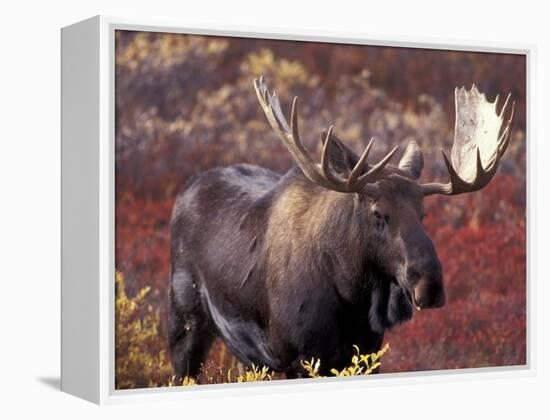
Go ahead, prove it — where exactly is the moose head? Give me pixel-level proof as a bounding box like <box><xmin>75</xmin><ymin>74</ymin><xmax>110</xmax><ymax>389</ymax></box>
<box><xmin>254</xmin><ymin>76</ymin><xmax>515</xmax><ymax>313</ymax></box>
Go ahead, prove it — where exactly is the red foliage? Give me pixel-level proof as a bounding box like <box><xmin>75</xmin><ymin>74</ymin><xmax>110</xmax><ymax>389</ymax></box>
<box><xmin>116</xmin><ymin>174</ymin><xmax>526</xmax><ymax>374</ymax></box>
<box><xmin>115</xmin><ymin>192</ymin><xmax>173</xmax><ymax>301</ymax></box>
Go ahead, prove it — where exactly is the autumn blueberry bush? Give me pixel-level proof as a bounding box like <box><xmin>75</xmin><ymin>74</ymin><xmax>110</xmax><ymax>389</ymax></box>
<box><xmin>114</xmin><ymin>31</ymin><xmax>526</xmax><ymax>389</ymax></box>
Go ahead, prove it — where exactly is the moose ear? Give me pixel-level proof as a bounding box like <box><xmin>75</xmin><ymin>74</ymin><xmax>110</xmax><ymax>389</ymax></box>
<box><xmin>320</xmin><ymin>130</ymin><xmax>360</xmax><ymax>176</ymax></box>
<box><xmin>398</xmin><ymin>141</ymin><xmax>424</xmax><ymax>180</ymax></box>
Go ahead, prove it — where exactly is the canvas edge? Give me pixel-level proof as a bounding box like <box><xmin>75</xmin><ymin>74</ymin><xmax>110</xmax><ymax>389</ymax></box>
<box><xmin>61</xmin><ymin>15</ymin><xmax>102</xmax><ymax>404</ymax></box>
<box><xmin>65</xmin><ymin>15</ymin><xmax>535</xmax><ymax>404</ymax></box>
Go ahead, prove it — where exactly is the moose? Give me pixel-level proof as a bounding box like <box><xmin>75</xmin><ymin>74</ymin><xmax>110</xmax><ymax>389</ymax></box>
<box><xmin>168</xmin><ymin>76</ymin><xmax>515</xmax><ymax>380</ymax></box>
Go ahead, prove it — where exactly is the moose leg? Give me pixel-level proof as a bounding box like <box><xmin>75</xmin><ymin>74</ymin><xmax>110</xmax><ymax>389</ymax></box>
<box><xmin>169</xmin><ymin>268</ymin><xmax>214</xmax><ymax>382</ymax></box>
<box><xmin>284</xmin><ymin>356</ymin><xmax>309</xmax><ymax>379</ymax></box>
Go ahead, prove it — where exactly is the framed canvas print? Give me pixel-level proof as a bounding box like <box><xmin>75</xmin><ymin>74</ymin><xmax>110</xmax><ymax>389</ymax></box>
<box><xmin>61</xmin><ymin>15</ymin><xmax>532</xmax><ymax>404</ymax></box>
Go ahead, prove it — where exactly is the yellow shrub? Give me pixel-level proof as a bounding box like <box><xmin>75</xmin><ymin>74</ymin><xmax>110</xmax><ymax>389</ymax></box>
<box><xmin>239</xmin><ymin>48</ymin><xmax>318</xmax><ymax>91</ymax></box>
<box><xmin>115</xmin><ymin>271</ymin><xmax>173</xmax><ymax>389</ymax></box>
<box><xmin>227</xmin><ymin>343</ymin><xmax>391</xmax><ymax>382</ymax></box>
<box><xmin>230</xmin><ymin>364</ymin><xmax>273</xmax><ymax>383</ymax></box>
<box><xmin>302</xmin><ymin>343</ymin><xmax>391</xmax><ymax>378</ymax></box>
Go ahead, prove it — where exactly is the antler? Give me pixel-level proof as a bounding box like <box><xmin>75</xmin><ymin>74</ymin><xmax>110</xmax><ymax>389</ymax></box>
<box><xmin>421</xmin><ymin>85</ymin><xmax>515</xmax><ymax>196</ymax></box>
<box><xmin>253</xmin><ymin>76</ymin><xmax>398</xmax><ymax>193</ymax></box>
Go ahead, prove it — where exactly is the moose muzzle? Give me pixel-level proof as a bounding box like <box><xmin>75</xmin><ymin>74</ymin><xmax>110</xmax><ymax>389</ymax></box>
<box><xmin>412</xmin><ymin>276</ymin><xmax>446</xmax><ymax>310</ymax></box>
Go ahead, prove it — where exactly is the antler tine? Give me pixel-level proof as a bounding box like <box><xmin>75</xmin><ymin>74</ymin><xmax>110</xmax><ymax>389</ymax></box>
<box><xmin>253</xmin><ymin>76</ymin><xmax>397</xmax><ymax>193</ymax></box>
<box><xmin>478</xmin><ymin>97</ymin><xmax>516</xmax><ymax>181</ymax></box>
<box><xmin>254</xmin><ymin>78</ymin><xmax>317</xmax><ymax>176</ymax></box>
<box><xmin>354</xmin><ymin>145</ymin><xmax>399</xmax><ymax>188</ymax></box>
<box><xmin>254</xmin><ymin>77</ymin><xmax>345</xmax><ymax>191</ymax></box>
<box><xmin>500</xmin><ymin>101</ymin><xmax>515</xmax><ymax>154</ymax></box>
<box><xmin>320</xmin><ymin>126</ymin><xmax>335</xmax><ymax>176</ymax></box>
<box><xmin>483</xmin><ymin>99</ymin><xmax>515</xmax><ymax>173</ymax></box>
<box><xmin>347</xmin><ymin>137</ymin><xmax>374</xmax><ymax>187</ymax></box>
<box><xmin>290</xmin><ymin>97</ymin><xmax>301</xmax><ymax>145</ymax></box>
<box><xmin>499</xmin><ymin>93</ymin><xmax>511</xmax><ymax>118</ymax></box>
<box><xmin>421</xmin><ymin>86</ymin><xmax>516</xmax><ymax>197</ymax></box>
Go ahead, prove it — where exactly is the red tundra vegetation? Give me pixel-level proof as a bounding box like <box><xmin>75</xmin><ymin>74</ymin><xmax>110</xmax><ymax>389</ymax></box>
<box><xmin>114</xmin><ymin>31</ymin><xmax>526</xmax><ymax>388</ymax></box>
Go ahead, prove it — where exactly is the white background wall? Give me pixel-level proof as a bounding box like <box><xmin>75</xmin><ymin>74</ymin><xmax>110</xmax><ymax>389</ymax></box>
<box><xmin>0</xmin><ymin>0</ymin><xmax>547</xmax><ymax>418</ymax></box>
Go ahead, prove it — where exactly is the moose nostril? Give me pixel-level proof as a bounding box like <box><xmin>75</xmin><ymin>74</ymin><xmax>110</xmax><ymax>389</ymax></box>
<box><xmin>412</xmin><ymin>288</ymin><xmax>425</xmax><ymax>308</ymax></box>
<box><xmin>413</xmin><ymin>281</ymin><xmax>445</xmax><ymax>309</ymax></box>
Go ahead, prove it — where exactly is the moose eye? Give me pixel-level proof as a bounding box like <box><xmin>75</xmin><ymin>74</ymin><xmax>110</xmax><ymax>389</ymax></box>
<box><xmin>373</xmin><ymin>210</ymin><xmax>387</xmax><ymax>231</ymax></box>
<box><xmin>373</xmin><ymin>210</ymin><xmax>389</xmax><ymax>221</ymax></box>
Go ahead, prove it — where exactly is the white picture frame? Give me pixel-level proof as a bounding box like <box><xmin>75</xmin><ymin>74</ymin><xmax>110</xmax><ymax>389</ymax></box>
<box><xmin>61</xmin><ymin>15</ymin><xmax>534</xmax><ymax>404</ymax></box>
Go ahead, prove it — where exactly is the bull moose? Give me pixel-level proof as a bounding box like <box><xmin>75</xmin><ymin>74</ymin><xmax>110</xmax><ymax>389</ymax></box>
<box><xmin>168</xmin><ymin>76</ymin><xmax>515</xmax><ymax>380</ymax></box>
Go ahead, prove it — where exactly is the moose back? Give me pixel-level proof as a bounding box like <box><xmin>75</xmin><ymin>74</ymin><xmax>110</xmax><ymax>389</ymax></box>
<box><xmin>168</xmin><ymin>77</ymin><xmax>515</xmax><ymax>380</ymax></box>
